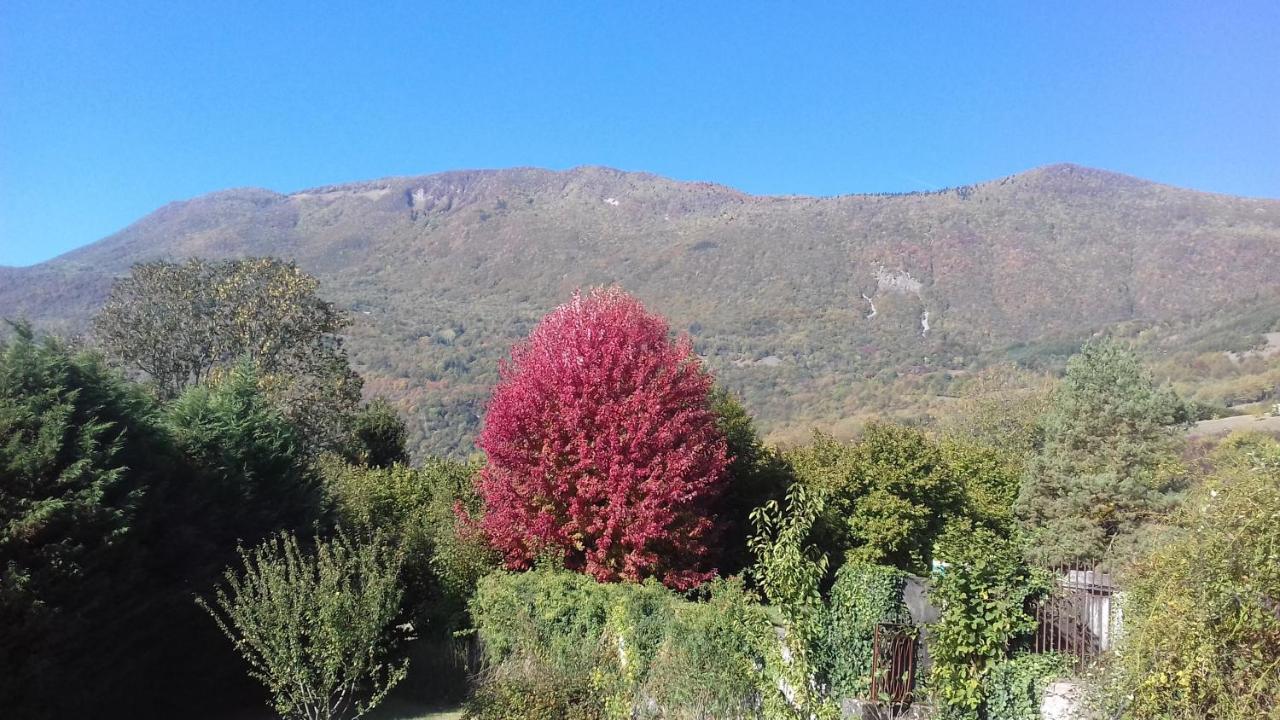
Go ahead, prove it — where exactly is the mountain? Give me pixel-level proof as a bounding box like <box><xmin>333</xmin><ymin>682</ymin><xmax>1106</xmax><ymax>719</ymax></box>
<box><xmin>4</xmin><ymin>163</ymin><xmax>1280</xmax><ymax>456</ymax></box>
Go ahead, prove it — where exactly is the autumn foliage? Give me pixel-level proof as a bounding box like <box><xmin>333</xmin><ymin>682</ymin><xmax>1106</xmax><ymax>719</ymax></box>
<box><xmin>475</xmin><ymin>287</ymin><xmax>729</xmax><ymax>589</ymax></box>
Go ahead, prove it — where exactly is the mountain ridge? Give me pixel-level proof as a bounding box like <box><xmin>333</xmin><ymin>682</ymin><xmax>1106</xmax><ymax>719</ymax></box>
<box><xmin>20</xmin><ymin>162</ymin><xmax>1275</xmax><ymax>271</ymax></box>
<box><xmin>4</xmin><ymin>162</ymin><xmax>1280</xmax><ymax>456</ymax></box>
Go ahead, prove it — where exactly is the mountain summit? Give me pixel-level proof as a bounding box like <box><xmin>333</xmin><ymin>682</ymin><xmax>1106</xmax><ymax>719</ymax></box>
<box><xmin>4</xmin><ymin>164</ymin><xmax>1280</xmax><ymax>455</ymax></box>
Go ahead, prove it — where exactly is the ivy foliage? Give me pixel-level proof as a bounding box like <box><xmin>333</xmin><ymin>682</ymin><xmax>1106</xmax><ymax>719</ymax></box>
<box><xmin>816</xmin><ymin>562</ymin><xmax>911</xmax><ymax>699</ymax></box>
<box><xmin>983</xmin><ymin>653</ymin><xmax>1068</xmax><ymax>720</ymax></box>
<box><xmin>927</xmin><ymin>522</ymin><xmax>1049</xmax><ymax>719</ymax></box>
<box><xmin>643</xmin><ymin>580</ymin><xmax>778</xmax><ymax>719</ymax></box>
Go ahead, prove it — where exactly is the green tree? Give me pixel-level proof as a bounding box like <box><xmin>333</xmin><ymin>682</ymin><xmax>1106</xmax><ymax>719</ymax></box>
<box><xmin>342</xmin><ymin>398</ymin><xmax>409</xmax><ymax>468</ymax></box>
<box><xmin>199</xmin><ymin>530</ymin><xmax>408</xmax><ymax>720</ymax></box>
<box><xmin>1016</xmin><ymin>338</ymin><xmax>1189</xmax><ymax>565</ymax></box>
<box><xmin>711</xmin><ymin>386</ymin><xmax>792</xmax><ymax>577</ymax></box>
<box><xmin>789</xmin><ymin>424</ymin><xmax>968</xmax><ymax>575</ymax></box>
<box><xmin>0</xmin><ymin>324</ymin><xmax>168</xmax><ymax>715</ymax></box>
<box><xmin>939</xmin><ymin>436</ymin><xmax>1022</xmax><ymax>537</ymax></box>
<box><xmin>94</xmin><ymin>257</ymin><xmax>362</xmax><ymax>451</ymax></box>
<box><xmin>163</xmin><ymin>361</ymin><xmax>322</xmax><ymax>563</ymax></box>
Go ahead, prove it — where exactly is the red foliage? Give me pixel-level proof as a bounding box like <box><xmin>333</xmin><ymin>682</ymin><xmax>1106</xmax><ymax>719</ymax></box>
<box><xmin>475</xmin><ymin>287</ymin><xmax>729</xmax><ymax>589</ymax></box>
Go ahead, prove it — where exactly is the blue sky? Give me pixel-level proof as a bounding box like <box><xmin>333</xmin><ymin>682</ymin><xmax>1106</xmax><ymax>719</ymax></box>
<box><xmin>2</xmin><ymin>1</ymin><xmax>1278</xmax><ymax>266</ymax></box>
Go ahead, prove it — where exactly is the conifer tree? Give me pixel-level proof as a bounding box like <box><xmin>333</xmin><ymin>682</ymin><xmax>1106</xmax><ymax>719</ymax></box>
<box><xmin>1016</xmin><ymin>338</ymin><xmax>1188</xmax><ymax>564</ymax></box>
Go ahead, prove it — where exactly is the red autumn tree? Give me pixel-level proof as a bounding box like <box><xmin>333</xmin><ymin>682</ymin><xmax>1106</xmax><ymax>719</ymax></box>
<box><xmin>475</xmin><ymin>287</ymin><xmax>729</xmax><ymax>589</ymax></box>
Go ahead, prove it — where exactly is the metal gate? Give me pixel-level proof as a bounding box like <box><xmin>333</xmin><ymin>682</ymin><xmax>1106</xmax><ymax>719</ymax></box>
<box><xmin>869</xmin><ymin>622</ymin><xmax>919</xmax><ymax>704</ymax></box>
<box><xmin>1032</xmin><ymin>563</ymin><xmax>1119</xmax><ymax>673</ymax></box>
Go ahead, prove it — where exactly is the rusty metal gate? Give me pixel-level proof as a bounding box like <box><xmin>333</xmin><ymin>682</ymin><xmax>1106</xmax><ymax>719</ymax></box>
<box><xmin>869</xmin><ymin>622</ymin><xmax>919</xmax><ymax>704</ymax></box>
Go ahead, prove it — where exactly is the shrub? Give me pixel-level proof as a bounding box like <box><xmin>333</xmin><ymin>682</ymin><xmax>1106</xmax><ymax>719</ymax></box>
<box><xmin>642</xmin><ymin>579</ymin><xmax>775</xmax><ymax>719</ymax></box>
<box><xmin>927</xmin><ymin>522</ymin><xmax>1049</xmax><ymax>720</ymax></box>
<box><xmin>198</xmin><ymin>530</ymin><xmax>409</xmax><ymax>720</ymax></box>
<box><xmin>464</xmin><ymin>666</ymin><xmax>606</xmax><ymax>720</ymax></box>
<box><xmin>1110</xmin><ymin>433</ymin><xmax>1280</xmax><ymax>719</ymax></box>
<box><xmin>476</xmin><ymin>287</ymin><xmax>729</xmax><ymax>589</ymax></box>
<box><xmin>322</xmin><ymin>456</ymin><xmax>497</xmax><ymax>632</ymax></box>
<box><xmin>817</xmin><ymin>562</ymin><xmax>911</xmax><ymax>699</ymax></box>
<box><xmin>469</xmin><ymin>568</ymin><xmax>671</xmax><ymax>676</ymax></box>
<box><xmin>467</xmin><ymin>569</ymin><xmax>779</xmax><ymax>719</ymax></box>
<box><xmin>984</xmin><ymin>653</ymin><xmax>1068</xmax><ymax>720</ymax></box>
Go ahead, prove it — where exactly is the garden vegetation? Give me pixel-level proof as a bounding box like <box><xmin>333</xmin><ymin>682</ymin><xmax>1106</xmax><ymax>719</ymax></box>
<box><xmin>2</xmin><ymin>257</ymin><xmax>1275</xmax><ymax>719</ymax></box>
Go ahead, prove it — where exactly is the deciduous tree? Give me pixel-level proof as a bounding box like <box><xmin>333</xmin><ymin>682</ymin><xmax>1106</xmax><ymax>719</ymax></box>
<box><xmin>475</xmin><ymin>288</ymin><xmax>729</xmax><ymax>590</ymax></box>
<box><xmin>94</xmin><ymin>258</ymin><xmax>361</xmax><ymax>451</ymax></box>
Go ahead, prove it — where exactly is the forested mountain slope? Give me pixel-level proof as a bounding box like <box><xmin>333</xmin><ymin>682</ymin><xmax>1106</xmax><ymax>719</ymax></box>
<box><xmin>4</xmin><ymin>163</ymin><xmax>1279</xmax><ymax>456</ymax></box>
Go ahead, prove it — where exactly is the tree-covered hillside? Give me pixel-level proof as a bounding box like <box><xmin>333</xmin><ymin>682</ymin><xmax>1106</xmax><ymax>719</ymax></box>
<box><xmin>3</xmin><ymin>164</ymin><xmax>1280</xmax><ymax>456</ymax></box>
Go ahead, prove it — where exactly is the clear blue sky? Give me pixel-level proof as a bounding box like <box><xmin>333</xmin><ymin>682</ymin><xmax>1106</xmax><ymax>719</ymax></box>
<box><xmin>3</xmin><ymin>1</ymin><xmax>1279</xmax><ymax>266</ymax></box>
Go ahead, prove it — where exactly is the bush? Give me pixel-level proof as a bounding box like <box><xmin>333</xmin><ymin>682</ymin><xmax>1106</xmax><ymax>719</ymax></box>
<box><xmin>927</xmin><ymin>523</ymin><xmax>1049</xmax><ymax>719</ymax></box>
<box><xmin>464</xmin><ymin>666</ymin><xmax>605</xmax><ymax>720</ymax></box>
<box><xmin>467</xmin><ymin>569</ymin><xmax>778</xmax><ymax>719</ymax></box>
<box><xmin>322</xmin><ymin>456</ymin><xmax>497</xmax><ymax>632</ymax></box>
<box><xmin>1110</xmin><ymin>433</ymin><xmax>1280</xmax><ymax>719</ymax></box>
<box><xmin>642</xmin><ymin>579</ymin><xmax>775</xmax><ymax>719</ymax></box>
<box><xmin>747</xmin><ymin>482</ymin><xmax>840</xmax><ymax>719</ymax></box>
<box><xmin>817</xmin><ymin>562</ymin><xmax>911</xmax><ymax>699</ymax></box>
<box><xmin>198</xmin><ymin>530</ymin><xmax>409</xmax><ymax>720</ymax></box>
<box><xmin>984</xmin><ymin>653</ymin><xmax>1068</xmax><ymax>720</ymax></box>
<box><xmin>470</xmin><ymin>568</ymin><xmax>670</xmax><ymax>675</ymax></box>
